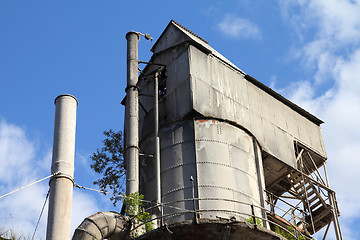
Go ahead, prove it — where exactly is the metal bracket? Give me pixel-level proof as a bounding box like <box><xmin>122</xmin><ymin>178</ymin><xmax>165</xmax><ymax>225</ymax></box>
<box><xmin>139</xmin><ymin>153</ymin><xmax>154</xmax><ymax>158</ymax></box>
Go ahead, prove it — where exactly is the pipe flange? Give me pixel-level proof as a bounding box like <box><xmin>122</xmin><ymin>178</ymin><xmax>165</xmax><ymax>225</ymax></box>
<box><xmin>125</xmin><ymin>85</ymin><xmax>140</xmax><ymax>92</ymax></box>
<box><xmin>49</xmin><ymin>172</ymin><xmax>75</xmax><ymax>186</ymax></box>
<box><xmin>125</xmin><ymin>145</ymin><xmax>140</xmax><ymax>151</ymax></box>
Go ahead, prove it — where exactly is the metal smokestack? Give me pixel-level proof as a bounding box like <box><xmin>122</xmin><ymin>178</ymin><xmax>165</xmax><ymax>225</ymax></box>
<box><xmin>46</xmin><ymin>94</ymin><xmax>78</xmax><ymax>240</ymax></box>
<box><xmin>125</xmin><ymin>32</ymin><xmax>140</xmax><ymax>195</ymax></box>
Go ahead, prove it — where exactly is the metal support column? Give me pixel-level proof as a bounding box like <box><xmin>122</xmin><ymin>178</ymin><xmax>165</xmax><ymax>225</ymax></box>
<box><xmin>324</xmin><ymin>163</ymin><xmax>342</xmax><ymax>240</ymax></box>
<box><xmin>125</xmin><ymin>31</ymin><xmax>140</xmax><ymax>195</ymax></box>
<box><xmin>154</xmin><ymin>71</ymin><xmax>162</xmax><ymax>220</ymax></box>
<box><xmin>253</xmin><ymin>138</ymin><xmax>267</xmax><ymax>228</ymax></box>
<box><xmin>329</xmin><ymin>192</ymin><xmax>342</xmax><ymax>240</ymax></box>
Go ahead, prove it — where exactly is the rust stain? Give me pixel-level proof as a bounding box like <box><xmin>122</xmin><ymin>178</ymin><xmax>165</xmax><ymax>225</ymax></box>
<box><xmin>198</xmin><ymin>119</ymin><xmax>215</xmax><ymax>123</ymax></box>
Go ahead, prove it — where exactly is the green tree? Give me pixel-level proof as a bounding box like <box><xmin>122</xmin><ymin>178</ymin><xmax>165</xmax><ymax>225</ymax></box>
<box><xmin>90</xmin><ymin>129</ymin><xmax>125</xmax><ymax>206</ymax></box>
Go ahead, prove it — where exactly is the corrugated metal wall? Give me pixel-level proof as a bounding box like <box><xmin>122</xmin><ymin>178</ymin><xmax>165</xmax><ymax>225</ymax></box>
<box><xmin>188</xmin><ymin>45</ymin><xmax>326</xmax><ymax>168</ymax></box>
<box><xmin>139</xmin><ymin>119</ymin><xmax>265</xmax><ymax>224</ymax></box>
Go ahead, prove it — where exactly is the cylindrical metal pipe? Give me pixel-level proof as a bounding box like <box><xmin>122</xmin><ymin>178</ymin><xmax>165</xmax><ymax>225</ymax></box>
<box><xmin>324</xmin><ymin>164</ymin><xmax>342</xmax><ymax>240</ymax></box>
<box><xmin>154</xmin><ymin>72</ymin><xmax>161</xmax><ymax>207</ymax></box>
<box><xmin>253</xmin><ymin>138</ymin><xmax>267</xmax><ymax>229</ymax></box>
<box><xmin>323</xmin><ymin>164</ymin><xmax>342</xmax><ymax>240</ymax></box>
<box><xmin>125</xmin><ymin>32</ymin><xmax>140</xmax><ymax>195</ymax></box>
<box><xmin>323</xmin><ymin>162</ymin><xmax>331</xmax><ymax>187</ymax></box>
<box><xmin>46</xmin><ymin>94</ymin><xmax>78</xmax><ymax>240</ymax></box>
<box><xmin>329</xmin><ymin>192</ymin><xmax>342</xmax><ymax>240</ymax></box>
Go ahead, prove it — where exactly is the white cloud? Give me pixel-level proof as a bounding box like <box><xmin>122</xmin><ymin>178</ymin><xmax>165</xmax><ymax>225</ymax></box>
<box><xmin>311</xmin><ymin>0</ymin><xmax>360</xmax><ymax>43</ymax></box>
<box><xmin>217</xmin><ymin>14</ymin><xmax>261</xmax><ymax>39</ymax></box>
<box><xmin>279</xmin><ymin>1</ymin><xmax>360</xmax><ymax>239</ymax></box>
<box><xmin>0</xmin><ymin>119</ymin><xmax>36</xmax><ymax>183</ymax></box>
<box><xmin>281</xmin><ymin>0</ymin><xmax>360</xmax><ymax>77</ymax></box>
<box><xmin>0</xmin><ymin>118</ymin><xmax>102</xmax><ymax>239</ymax></box>
<box><xmin>281</xmin><ymin>0</ymin><xmax>360</xmax><ymax>43</ymax></box>
<box><xmin>71</xmin><ymin>189</ymin><xmax>101</xmax><ymax>234</ymax></box>
<box><xmin>0</xmin><ymin>119</ymin><xmax>47</xmax><ymax>238</ymax></box>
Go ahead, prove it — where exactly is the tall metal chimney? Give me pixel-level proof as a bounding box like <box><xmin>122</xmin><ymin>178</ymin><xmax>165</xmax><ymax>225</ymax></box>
<box><xmin>125</xmin><ymin>32</ymin><xmax>140</xmax><ymax>195</ymax></box>
<box><xmin>46</xmin><ymin>94</ymin><xmax>78</xmax><ymax>240</ymax></box>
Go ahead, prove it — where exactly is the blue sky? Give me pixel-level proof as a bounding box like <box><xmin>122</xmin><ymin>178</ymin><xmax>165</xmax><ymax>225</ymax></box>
<box><xmin>1</xmin><ymin>1</ymin><xmax>359</xmax><ymax>239</ymax></box>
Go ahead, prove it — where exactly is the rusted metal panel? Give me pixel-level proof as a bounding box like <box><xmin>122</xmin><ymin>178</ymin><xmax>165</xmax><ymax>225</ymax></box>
<box><xmin>194</xmin><ymin>120</ymin><xmax>264</xmax><ymax>219</ymax></box>
<box><xmin>140</xmin><ymin>120</ymin><xmax>197</xmax><ymax>224</ymax></box>
<box><xmin>262</xmin><ymin>121</ymin><xmax>278</xmax><ymax>158</ymax></box>
<box><xmin>273</xmin><ymin>96</ymin><xmax>289</xmax><ymax>133</ymax></box>
<box><xmin>187</xmin><ymin>45</ymin><xmax>326</xmax><ymax>168</ymax></box>
<box><xmin>260</xmin><ymin>88</ymin><xmax>276</xmax><ymax>124</ymax></box>
<box><xmin>139</xmin><ymin>119</ymin><xmax>266</xmax><ymax>224</ymax></box>
<box><xmin>138</xmin><ymin>47</ymin><xmax>192</xmax><ymax>139</ymax></box>
<box><xmin>151</xmin><ymin>22</ymin><xmax>209</xmax><ymax>55</ymax></box>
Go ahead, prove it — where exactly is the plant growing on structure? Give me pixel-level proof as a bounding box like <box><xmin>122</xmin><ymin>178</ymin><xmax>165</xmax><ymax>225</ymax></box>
<box><xmin>247</xmin><ymin>216</ymin><xmax>264</xmax><ymax>227</ymax></box>
<box><xmin>123</xmin><ymin>192</ymin><xmax>153</xmax><ymax>234</ymax></box>
<box><xmin>274</xmin><ymin>226</ymin><xmax>306</xmax><ymax>240</ymax></box>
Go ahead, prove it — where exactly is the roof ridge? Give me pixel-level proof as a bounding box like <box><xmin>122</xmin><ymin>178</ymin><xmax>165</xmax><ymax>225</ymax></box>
<box><xmin>171</xmin><ymin>20</ymin><xmax>209</xmax><ymax>44</ymax></box>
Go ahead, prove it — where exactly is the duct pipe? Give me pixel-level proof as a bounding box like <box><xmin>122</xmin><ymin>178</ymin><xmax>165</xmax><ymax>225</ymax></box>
<box><xmin>72</xmin><ymin>212</ymin><xmax>130</xmax><ymax>240</ymax></box>
<box><xmin>125</xmin><ymin>31</ymin><xmax>140</xmax><ymax>195</ymax></box>
<box><xmin>154</xmin><ymin>71</ymin><xmax>162</xmax><ymax>214</ymax></box>
<box><xmin>46</xmin><ymin>94</ymin><xmax>77</xmax><ymax>240</ymax></box>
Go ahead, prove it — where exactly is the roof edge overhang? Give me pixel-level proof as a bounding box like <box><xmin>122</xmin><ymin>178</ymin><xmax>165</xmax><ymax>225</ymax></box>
<box><xmin>245</xmin><ymin>75</ymin><xmax>324</xmax><ymax>125</ymax></box>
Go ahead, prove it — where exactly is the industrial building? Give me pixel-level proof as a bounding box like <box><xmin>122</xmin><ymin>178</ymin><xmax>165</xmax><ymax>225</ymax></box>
<box><xmin>68</xmin><ymin>20</ymin><xmax>341</xmax><ymax>240</ymax></box>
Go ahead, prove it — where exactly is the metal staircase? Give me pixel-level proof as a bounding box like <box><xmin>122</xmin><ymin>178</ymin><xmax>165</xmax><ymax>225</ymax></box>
<box><xmin>263</xmin><ymin>143</ymin><xmax>342</xmax><ymax>239</ymax></box>
<box><xmin>286</xmin><ymin>171</ymin><xmax>334</xmax><ymax>234</ymax></box>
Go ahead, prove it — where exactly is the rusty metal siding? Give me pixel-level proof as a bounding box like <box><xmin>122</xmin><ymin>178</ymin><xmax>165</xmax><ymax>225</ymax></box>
<box><xmin>188</xmin><ymin>45</ymin><xmax>327</xmax><ymax>167</ymax></box>
<box><xmin>138</xmin><ymin>47</ymin><xmax>192</xmax><ymax>139</ymax></box>
<box><xmin>194</xmin><ymin>120</ymin><xmax>264</xmax><ymax>219</ymax></box>
<box><xmin>140</xmin><ymin>120</ymin><xmax>197</xmax><ymax>224</ymax></box>
<box><xmin>152</xmin><ymin>24</ymin><xmax>192</xmax><ymax>54</ymax></box>
<box><xmin>139</xmin><ymin>119</ymin><xmax>265</xmax><ymax>224</ymax></box>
